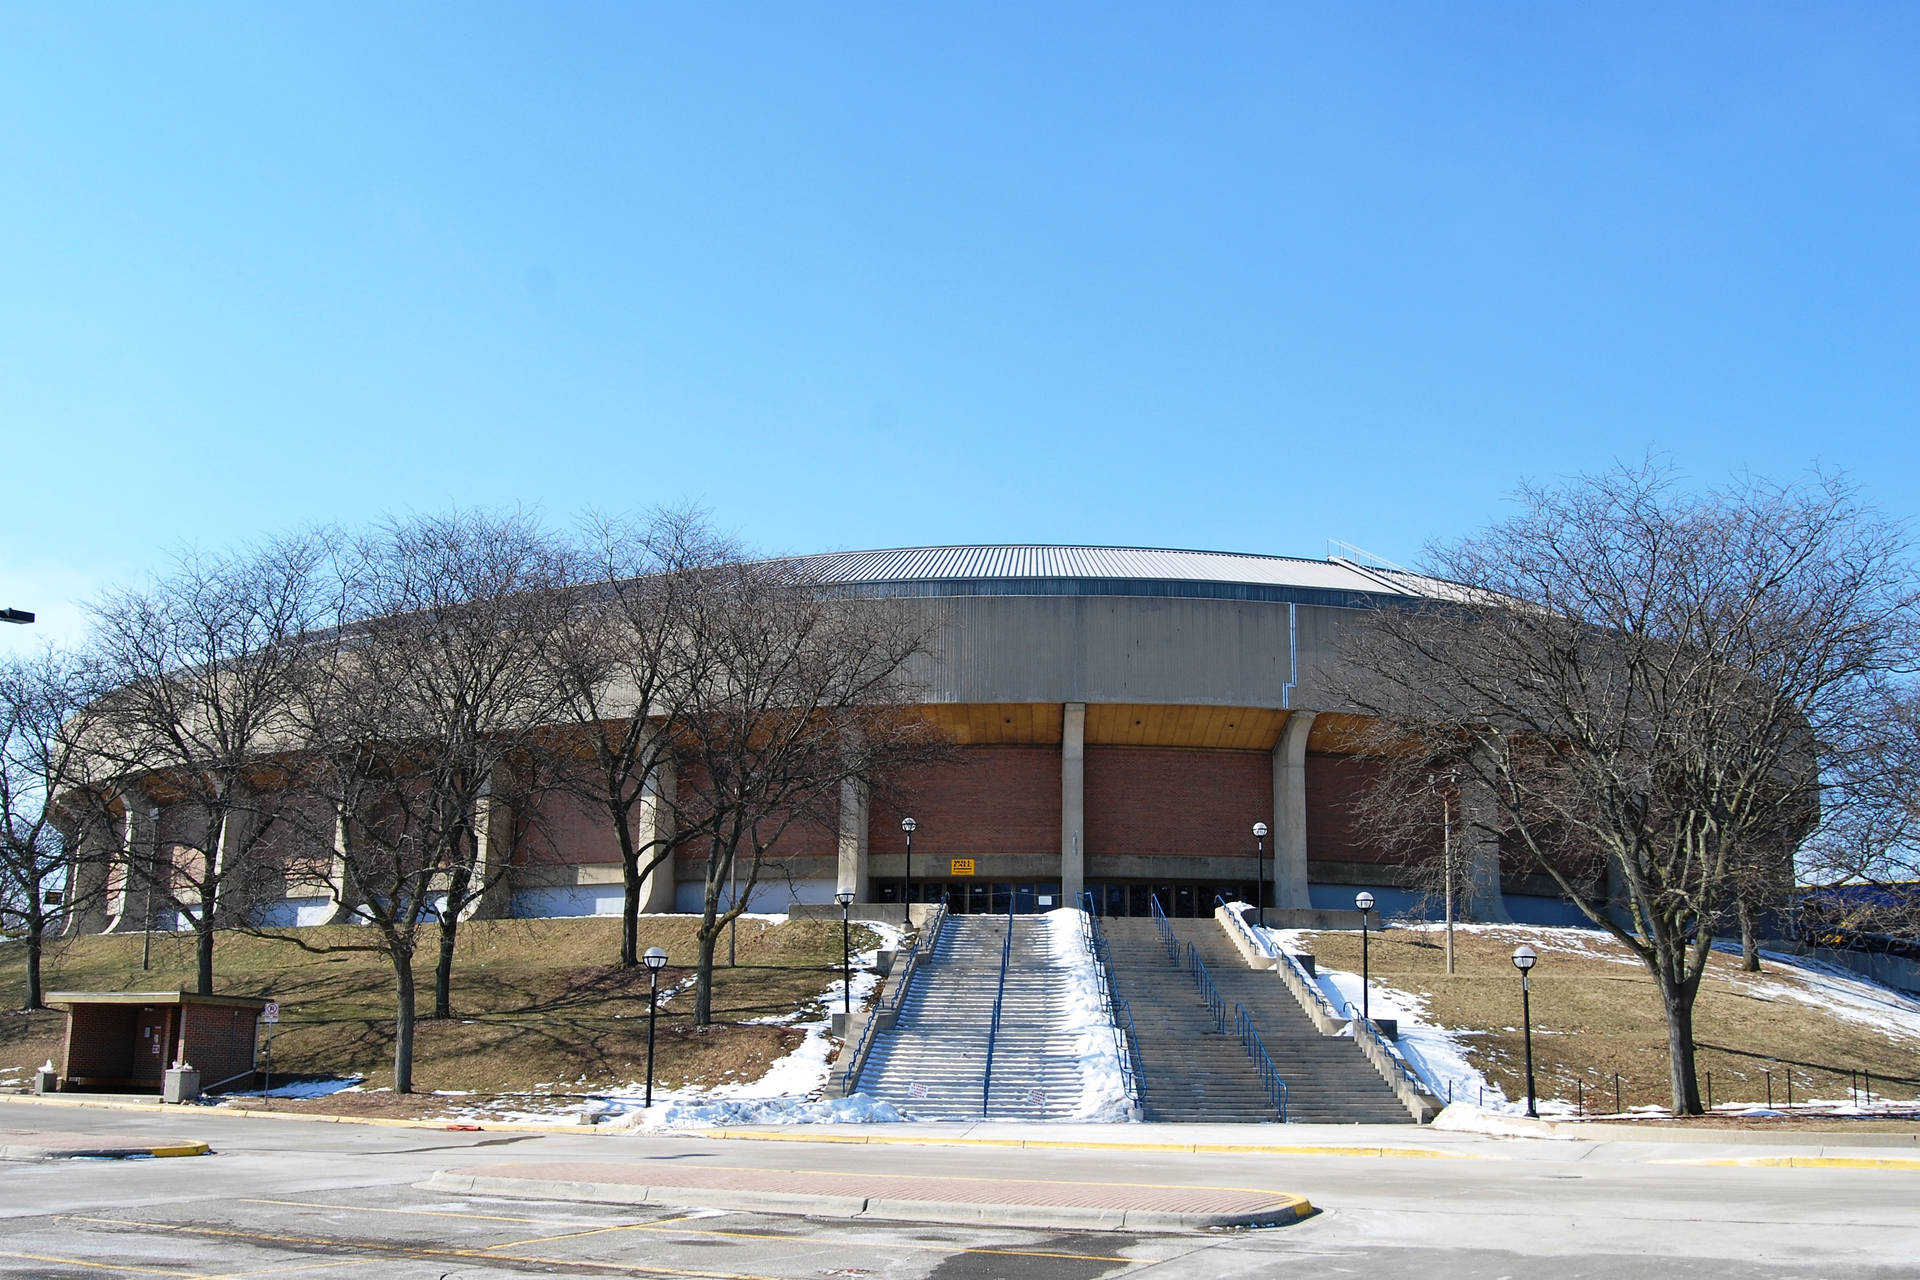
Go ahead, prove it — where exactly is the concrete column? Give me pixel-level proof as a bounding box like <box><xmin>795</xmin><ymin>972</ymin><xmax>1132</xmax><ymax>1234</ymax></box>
<box><xmin>637</xmin><ymin>756</ymin><xmax>678</xmax><ymax>914</ymax></box>
<box><xmin>60</xmin><ymin>805</ymin><xmax>117</xmax><ymax>935</ymax></box>
<box><xmin>459</xmin><ymin>767</ymin><xmax>513</xmax><ymax>921</ymax></box>
<box><xmin>1061</xmin><ymin>702</ymin><xmax>1086</xmax><ymax>904</ymax></box>
<box><xmin>836</xmin><ymin>774</ymin><xmax>869</xmax><ymax>901</ymax></box>
<box><xmin>317</xmin><ymin>806</ymin><xmax>360</xmax><ymax>924</ymax></box>
<box><xmin>1461</xmin><ymin>777</ymin><xmax>1513</xmax><ymax>923</ymax></box>
<box><xmin>1270</xmin><ymin>711</ymin><xmax>1316</xmax><ymax>910</ymax></box>
<box><xmin>104</xmin><ymin>797</ymin><xmax>157</xmax><ymax>934</ymax></box>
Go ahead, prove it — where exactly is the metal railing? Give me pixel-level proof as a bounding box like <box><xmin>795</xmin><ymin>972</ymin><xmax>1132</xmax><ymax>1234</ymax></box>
<box><xmin>981</xmin><ymin>901</ymin><xmax>1015</xmax><ymax>1114</ymax></box>
<box><xmin>836</xmin><ymin>894</ymin><xmax>948</xmax><ymax>1095</ymax></box>
<box><xmin>1235</xmin><ymin>1003</ymin><xmax>1290</xmax><ymax>1121</ymax></box>
<box><xmin>1214</xmin><ymin>894</ymin><xmax>1275</xmax><ymax>958</ymax></box>
<box><xmin>1079</xmin><ymin>891</ymin><xmax>1143</xmax><ymax>1109</ymax></box>
<box><xmin>1149</xmin><ymin>893</ymin><xmax>1180</xmax><ymax>963</ymax></box>
<box><xmin>1184</xmin><ymin>942</ymin><xmax>1226</xmax><ymax>1033</ymax></box>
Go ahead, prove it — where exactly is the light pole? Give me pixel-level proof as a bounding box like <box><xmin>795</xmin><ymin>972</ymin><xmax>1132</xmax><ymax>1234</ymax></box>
<box><xmin>642</xmin><ymin>945</ymin><xmax>668</xmax><ymax>1108</ymax></box>
<box><xmin>1252</xmin><ymin>821</ymin><xmax>1269</xmax><ymax>928</ymax></box>
<box><xmin>0</xmin><ymin>609</ymin><xmax>31</xmax><ymax>625</ymax></box>
<box><xmin>1512</xmin><ymin>943</ymin><xmax>1539</xmax><ymax>1118</ymax></box>
<box><xmin>899</xmin><ymin>817</ymin><xmax>916</xmax><ymax>928</ymax></box>
<box><xmin>1354</xmin><ymin>891</ymin><xmax>1375</xmax><ymax>1022</ymax></box>
<box><xmin>835</xmin><ymin>889</ymin><xmax>856</xmax><ymax>1019</ymax></box>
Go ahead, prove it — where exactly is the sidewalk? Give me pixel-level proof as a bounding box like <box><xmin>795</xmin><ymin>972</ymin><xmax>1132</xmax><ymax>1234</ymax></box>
<box><xmin>421</xmin><ymin>1161</ymin><xmax>1315</xmax><ymax>1232</ymax></box>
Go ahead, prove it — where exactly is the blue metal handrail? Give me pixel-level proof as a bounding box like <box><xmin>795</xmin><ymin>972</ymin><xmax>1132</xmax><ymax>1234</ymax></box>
<box><xmin>1214</xmin><ymin>893</ymin><xmax>1275</xmax><ymax>958</ymax></box>
<box><xmin>981</xmin><ymin>901</ymin><xmax>1014</xmax><ymax>1114</ymax></box>
<box><xmin>1079</xmin><ymin>891</ymin><xmax>1143</xmax><ymax>1109</ymax></box>
<box><xmin>1149</xmin><ymin>893</ymin><xmax>1180</xmax><ymax>963</ymax></box>
<box><xmin>1235</xmin><ymin>1003</ymin><xmax>1290</xmax><ymax>1121</ymax></box>
<box><xmin>840</xmin><ymin>893</ymin><xmax>948</xmax><ymax>1095</ymax></box>
<box><xmin>1185</xmin><ymin>942</ymin><xmax>1226</xmax><ymax>1033</ymax></box>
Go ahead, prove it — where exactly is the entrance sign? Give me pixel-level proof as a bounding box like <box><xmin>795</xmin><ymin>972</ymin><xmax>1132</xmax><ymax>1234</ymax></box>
<box><xmin>950</xmin><ymin>859</ymin><xmax>976</xmax><ymax>876</ymax></box>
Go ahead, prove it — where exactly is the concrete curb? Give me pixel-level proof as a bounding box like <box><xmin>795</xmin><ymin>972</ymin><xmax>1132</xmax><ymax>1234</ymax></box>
<box><xmin>418</xmin><ymin>1169</ymin><xmax>1315</xmax><ymax>1232</ymax></box>
<box><xmin>0</xmin><ymin>1138</ymin><xmax>210</xmax><ymax>1160</ymax></box>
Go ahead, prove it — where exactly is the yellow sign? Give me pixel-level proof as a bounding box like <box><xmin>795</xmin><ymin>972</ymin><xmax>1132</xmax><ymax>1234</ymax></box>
<box><xmin>950</xmin><ymin>858</ymin><xmax>976</xmax><ymax>877</ymax></box>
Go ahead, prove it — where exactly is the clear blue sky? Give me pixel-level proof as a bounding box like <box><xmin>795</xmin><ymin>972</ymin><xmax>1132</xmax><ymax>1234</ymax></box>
<box><xmin>4</xmin><ymin>3</ymin><xmax>1917</xmax><ymax>653</ymax></box>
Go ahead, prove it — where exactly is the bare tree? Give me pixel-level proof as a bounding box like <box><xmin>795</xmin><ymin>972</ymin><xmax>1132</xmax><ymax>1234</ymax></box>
<box><xmin>540</xmin><ymin>508</ymin><xmax>734</xmax><ymax>967</ymax></box>
<box><xmin>0</xmin><ymin>647</ymin><xmax>114</xmax><ymax>1009</ymax></box>
<box><xmin>83</xmin><ymin>534</ymin><xmax>335</xmax><ymax>994</ymax></box>
<box><xmin>670</xmin><ymin>559</ymin><xmax>947</xmax><ymax>1026</ymax></box>
<box><xmin>1337</xmin><ymin>464</ymin><xmax>1920</xmax><ymax>1115</ymax></box>
<box><xmin>344</xmin><ymin>510</ymin><xmax>575</xmax><ymax>1022</ymax></box>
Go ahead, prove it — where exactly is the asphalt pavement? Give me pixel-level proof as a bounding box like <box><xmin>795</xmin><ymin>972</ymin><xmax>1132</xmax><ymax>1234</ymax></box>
<box><xmin>2</xmin><ymin>1098</ymin><xmax>1918</xmax><ymax>1278</ymax></box>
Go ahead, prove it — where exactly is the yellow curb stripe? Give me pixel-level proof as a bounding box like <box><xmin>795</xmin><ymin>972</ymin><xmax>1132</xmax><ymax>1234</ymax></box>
<box><xmin>146</xmin><ymin>1141</ymin><xmax>211</xmax><ymax>1158</ymax></box>
<box><xmin>1658</xmin><ymin>1155</ymin><xmax>1920</xmax><ymax>1171</ymax></box>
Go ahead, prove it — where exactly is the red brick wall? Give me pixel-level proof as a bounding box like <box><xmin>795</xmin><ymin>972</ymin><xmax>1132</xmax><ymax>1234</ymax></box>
<box><xmin>869</xmin><ymin>746</ymin><xmax>1062</xmax><ymax>858</ymax></box>
<box><xmin>184</xmin><ymin>1004</ymin><xmax>260</xmax><ymax>1090</ymax></box>
<box><xmin>1086</xmin><ymin>746</ymin><xmax>1268</xmax><ymax>858</ymax></box>
<box><xmin>62</xmin><ymin>1005</ymin><xmax>136</xmax><ymax>1079</ymax></box>
<box><xmin>1306</xmin><ymin>752</ymin><xmax>1406</xmax><ymax>866</ymax></box>
<box><xmin>521</xmin><ymin>790</ymin><xmax>624</xmax><ymax>866</ymax></box>
<box><xmin>672</xmin><ymin>764</ymin><xmax>839</xmax><ymax>867</ymax></box>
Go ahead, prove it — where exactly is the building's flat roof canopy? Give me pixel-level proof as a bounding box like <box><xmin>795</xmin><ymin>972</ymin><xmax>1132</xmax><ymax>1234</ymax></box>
<box><xmin>48</xmin><ymin>991</ymin><xmax>269</xmax><ymax>1010</ymax></box>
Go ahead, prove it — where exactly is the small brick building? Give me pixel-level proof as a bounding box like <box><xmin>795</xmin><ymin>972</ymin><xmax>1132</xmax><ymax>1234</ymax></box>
<box><xmin>49</xmin><ymin>991</ymin><xmax>268</xmax><ymax>1093</ymax></box>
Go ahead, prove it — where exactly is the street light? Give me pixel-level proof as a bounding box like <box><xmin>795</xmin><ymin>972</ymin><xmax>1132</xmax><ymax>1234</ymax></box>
<box><xmin>1354</xmin><ymin>891</ymin><xmax>1376</xmax><ymax>1023</ymax></box>
<box><xmin>0</xmin><ymin>609</ymin><xmax>32</xmax><ymax>625</ymax></box>
<box><xmin>642</xmin><ymin>945</ymin><xmax>668</xmax><ymax>1108</ymax></box>
<box><xmin>900</xmin><ymin>817</ymin><xmax>916</xmax><ymax>928</ymax></box>
<box><xmin>1511</xmin><ymin>943</ymin><xmax>1539</xmax><ymax>1118</ymax></box>
<box><xmin>1252</xmin><ymin>822</ymin><xmax>1269</xmax><ymax>928</ymax></box>
<box><xmin>835</xmin><ymin>889</ymin><xmax>856</xmax><ymax>1019</ymax></box>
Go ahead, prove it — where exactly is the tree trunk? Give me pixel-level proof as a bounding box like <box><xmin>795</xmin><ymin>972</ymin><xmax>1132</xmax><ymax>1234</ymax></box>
<box><xmin>195</xmin><ymin>915</ymin><xmax>216</xmax><ymax>996</ymax></box>
<box><xmin>693</xmin><ymin>925</ymin><xmax>719</xmax><ymax>1026</ymax></box>
<box><xmin>393</xmin><ymin>953</ymin><xmax>416</xmax><ymax>1095</ymax></box>
<box><xmin>433</xmin><ymin>864</ymin><xmax>472</xmax><ymax>1019</ymax></box>
<box><xmin>23</xmin><ymin>914</ymin><xmax>44</xmax><ymax>1011</ymax></box>
<box><xmin>1659</xmin><ymin>976</ymin><xmax>1704</xmax><ymax>1115</ymax></box>
<box><xmin>615</xmin><ymin>807</ymin><xmax>639</xmax><ymax>968</ymax></box>
<box><xmin>433</xmin><ymin>912</ymin><xmax>460</xmax><ymax>1020</ymax></box>
<box><xmin>1738</xmin><ymin>898</ymin><xmax>1762</xmax><ymax>972</ymax></box>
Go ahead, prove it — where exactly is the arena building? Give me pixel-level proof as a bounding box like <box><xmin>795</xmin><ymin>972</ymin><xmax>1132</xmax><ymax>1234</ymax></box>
<box><xmin>507</xmin><ymin>545</ymin><xmax>1583</xmax><ymax>928</ymax></box>
<box><xmin>71</xmin><ymin>543</ymin><xmax>1595</xmax><ymax>934</ymax></box>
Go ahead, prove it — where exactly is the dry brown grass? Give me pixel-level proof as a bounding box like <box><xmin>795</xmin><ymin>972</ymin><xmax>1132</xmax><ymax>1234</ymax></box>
<box><xmin>0</xmin><ymin>916</ymin><xmax>881</xmax><ymax>1098</ymax></box>
<box><xmin>1293</xmin><ymin>924</ymin><xmax>1920</xmax><ymax>1113</ymax></box>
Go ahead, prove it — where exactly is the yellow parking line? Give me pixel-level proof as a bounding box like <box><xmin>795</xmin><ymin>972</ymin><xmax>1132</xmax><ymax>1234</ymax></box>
<box><xmin>0</xmin><ymin>1249</ymin><xmax>215</xmax><ymax>1278</ymax></box>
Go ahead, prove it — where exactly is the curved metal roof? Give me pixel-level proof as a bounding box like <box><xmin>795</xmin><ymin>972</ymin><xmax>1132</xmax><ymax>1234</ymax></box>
<box><xmin>796</xmin><ymin>545</ymin><xmax>1432</xmax><ymax>607</ymax></box>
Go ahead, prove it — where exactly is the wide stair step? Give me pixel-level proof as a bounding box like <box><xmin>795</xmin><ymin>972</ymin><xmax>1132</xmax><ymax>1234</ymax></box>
<box><xmin>1101</xmin><ymin>915</ymin><xmax>1416</xmax><ymax>1124</ymax></box>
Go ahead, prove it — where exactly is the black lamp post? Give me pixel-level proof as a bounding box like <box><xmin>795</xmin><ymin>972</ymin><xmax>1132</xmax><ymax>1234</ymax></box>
<box><xmin>1354</xmin><ymin>891</ymin><xmax>1375</xmax><ymax>1022</ymax></box>
<box><xmin>1512</xmin><ymin>943</ymin><xmax>1539</xmax><ymax>1118</ymax></box>
<box><xmin>899</xmin><ymin>816</ymin><xmax>916</xmax><ymax>928</ymax></box>
<box><xmin>835</xmin><ymin>889</ymin><xmax>856</xmax><ymax>1019</ymax></box>
<box><xmin>642</xmin><ymin>945</ymin><xmax>668</xmax><ymax>1108</ymax></box>
<box><xmin>1252</xmin><ymin>821</ymin><xmax>1269</xmax><ymax>928</ymax></box>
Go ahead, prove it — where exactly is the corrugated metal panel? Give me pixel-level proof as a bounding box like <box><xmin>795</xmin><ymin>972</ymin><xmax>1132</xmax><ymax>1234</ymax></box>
<box><xmin>794</xmin><ymin>545</ymin><xmax>1424</xmax><ymax>597</ymax></box>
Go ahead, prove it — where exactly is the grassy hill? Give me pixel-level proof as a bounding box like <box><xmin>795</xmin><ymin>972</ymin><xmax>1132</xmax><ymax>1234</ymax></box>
<box><xmin>0</xmin><ymin>916</ymin><xmax>880</xmax><ymax>1108</ymax></box>
<box><xmin>1289</xmin><ymin>923</ymin><xmax>1920</xmax><ymax>1115</ymax></box>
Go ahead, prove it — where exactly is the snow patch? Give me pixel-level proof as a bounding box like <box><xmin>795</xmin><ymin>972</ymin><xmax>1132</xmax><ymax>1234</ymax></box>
<box><xmin>1040</xmin><ymin>908</ymin><xmax>1138</xmax><ymax>1122</ymax></box>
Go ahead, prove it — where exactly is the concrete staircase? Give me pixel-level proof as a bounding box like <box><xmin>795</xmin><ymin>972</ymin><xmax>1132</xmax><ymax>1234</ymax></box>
<box><xmin>1103</xmin><ymin>916</ymin><xmax>1414</xmax><ymax>1124</ymax></box>
<box><xmin>856</xmin><ymin>914</ymin><xmax>1090</xmax><ymax>1120</ymax></box>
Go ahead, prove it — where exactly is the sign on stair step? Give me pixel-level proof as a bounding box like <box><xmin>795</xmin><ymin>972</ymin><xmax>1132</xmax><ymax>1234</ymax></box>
<box><xmin>1027</xmin><ymin>1086</ymin><xmax>1046</xmax><ymax>1106</ymax></box>
<box><xmin>909</xmin><ymin>1082</ymin><xmax>928</xmax><ymax>1099</ymax></box>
